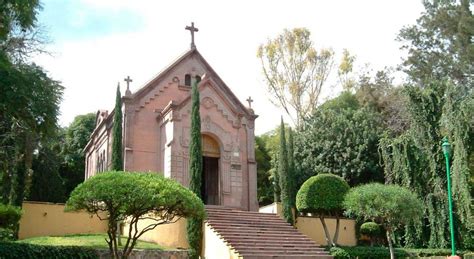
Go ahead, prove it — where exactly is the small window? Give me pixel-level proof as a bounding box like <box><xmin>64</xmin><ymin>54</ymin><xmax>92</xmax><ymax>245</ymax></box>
<box><xmin>185</xmin><ymin>74</ymin><xmax>191</xmax><ymax>86</ymax></box>
<box><xmin>195</xmin><ymin>75</ymin><xmax>201</xmax><ymax>84</ymax></box>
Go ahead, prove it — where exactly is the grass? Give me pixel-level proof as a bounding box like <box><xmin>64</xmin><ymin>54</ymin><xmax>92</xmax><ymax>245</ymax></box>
<box><xmin>18</xmin><ymin>234</ymin><xmax>164</xmax><ymax>250</ymax></box>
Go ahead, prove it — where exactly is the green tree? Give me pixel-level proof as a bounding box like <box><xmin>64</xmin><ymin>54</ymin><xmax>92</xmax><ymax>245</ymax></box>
<box><xmin>0</xmin><ymin>0</ymin><xmax>40</xmax><ymax>40</ymax></box>
<box><xmin>338</xmin><ymin>49</ymin><xmax>357</xmax><ymax>91</ymax></box>
<box><xmin>186</xmin><ymin>77</ymin><xmax>203</xmax><ymax>259</ymax></box>
<box><xmin>0</xmin><ymin>54</ymin><xmax>63</xmax><ymax>206</ymax></box>
<box><xmin>0</xmin><ymin>1</ymin><xmax>62</xmax><ymax>207</ymax></box>
<box><xmin>111</xmin><ymin>85</ymin><xmax>123</xmax><ymax>171</ymax></box>
<box><xmin>287</xmin><ymin>127</ymin><xmax>296</xmax><ymax>215</ymax></box>
<box><xmin>380</xmin><ymin>82</ymin><xmax>473</xmax><ymax>248</ymax></box>
<box><xmin>65</xmin><ymin>171</ymin><xmax>205</xmax><ymax>259</ymax></box>
<box><xmin>278</xmin><ymin>118</ymin><xmax>293</xmax><ymax>224</ymax></box>
<box><xmin>344</xmin><ymin>183</ymin><xmax>423</xmax><ymax>259</ymax></box>
<box><xmin>257</xmin><ymin>28</ymin><xmax>335</xmax><ymax>127</ymax></box>
<box><xmin>398</xmin><ymin>0</ymin><xmax>473</xmax><ymax>86</ymax></box>
<box><xmin>295</xmin><ymin>92</ymin><xmax>384</xmax><ymax>186</ymax></box>
<box><xmin>296</xmin><ymin>174</ymin><xmax>349</xmax><ymax>247</ymax></box>
<box><xmin>29</xmin><ymin>137</ymin><xmax>66</xmax><ymax>203</ymax></box>
<box><xmin>255</xmin><ymin>136</ymin><xmax>273</xmax><ymax>206</ymax></box>
<box><xmin>60</xmin><ymin>113</ymin><xmax>96</xmax><ymax>197</ymax></box>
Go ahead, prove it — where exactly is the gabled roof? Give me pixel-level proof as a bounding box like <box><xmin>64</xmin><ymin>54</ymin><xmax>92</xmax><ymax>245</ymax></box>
<box><xmin>130</xmin><ymin>48</ymin><xmax>254</xmax><ymax>118</ymax></box>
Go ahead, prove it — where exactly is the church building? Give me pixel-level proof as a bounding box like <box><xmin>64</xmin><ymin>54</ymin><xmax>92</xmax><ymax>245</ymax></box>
<box><xmin>83</xmin><ymin>24</ymin><xmax>259</xmax><ymax>211</ymax></box>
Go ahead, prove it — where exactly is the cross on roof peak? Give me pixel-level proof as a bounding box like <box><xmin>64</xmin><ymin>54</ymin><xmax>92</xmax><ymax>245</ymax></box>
<box><xmin>246</xmin><ymin>96</ymin><xmax>254</xmax><ymax>108</ymax></box>
<box><xmin>185</xmin><ymin>22</ymin><xmax>199</xmax><ymax>49</ymax></box>
<box><xmin>124</xmin><ymin>76</ymin><xmax>133</xmax><ymax>96</ymax></box>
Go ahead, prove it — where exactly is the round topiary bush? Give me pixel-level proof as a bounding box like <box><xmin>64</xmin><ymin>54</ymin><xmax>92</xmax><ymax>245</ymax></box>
<box><xmin>360</xmin><ymin>222</ymin><xmax>381</xmax><ymax>237</ymax></box>
<box><xmin>296</xmin><ymin>173</ymin><xmax>350</xmax><ymax>214</ymax></box>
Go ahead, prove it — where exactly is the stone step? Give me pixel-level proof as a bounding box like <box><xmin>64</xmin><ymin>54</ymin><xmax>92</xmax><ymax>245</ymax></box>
<box><xmin>209</xmin><ymin>224</ymin><xmax>296</xmax><ymax>231</ymax></box>
<box><xmin>205</xmin><ymin>206</ymin><xmax>331</xmax><ymax>259</ymax></box>
<box><xmin>230</xmin><ymin>240</ymin><xmax>320</xmax><ymax>246</ymax></box>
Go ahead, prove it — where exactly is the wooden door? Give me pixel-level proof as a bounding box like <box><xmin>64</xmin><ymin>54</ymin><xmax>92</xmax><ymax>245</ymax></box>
<box><xmin>202</xmin><ymin>157</ymin><xmax>219</xmax><ymax>205</ymax></box>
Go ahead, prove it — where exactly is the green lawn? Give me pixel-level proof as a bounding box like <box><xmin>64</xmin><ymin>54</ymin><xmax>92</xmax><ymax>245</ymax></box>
<box><xmin>18</xmin><ymin>234</ymin><xmax>164</xmax><ymax>250</ymax></box>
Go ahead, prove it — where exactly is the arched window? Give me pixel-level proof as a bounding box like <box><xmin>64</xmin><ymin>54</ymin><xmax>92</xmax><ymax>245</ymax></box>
<box><xmin>185</xmin><ymin>74</ymin><xmax>191</xmax><ymax>86</ymax></box>
<box><xmin>195</xmin><ymin>75</ymin><xmax>201</xmax><ymax>84</ymax></box>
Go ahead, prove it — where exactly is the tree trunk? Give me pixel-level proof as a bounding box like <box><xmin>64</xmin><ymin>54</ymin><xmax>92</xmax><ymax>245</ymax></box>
<box><xmin>386</xmin><ymin>229</ymin><xmax>395</xmax><ymax>259</ymax></box>
<box><xmin>319</xmin><ymin>216</ymin><xmax>333</xmax><ymax>247</ymax></box>
<box><xmin>332</xmin><ymin>215</ymin><xmax>340</xmax><ymax>246</ymax></box>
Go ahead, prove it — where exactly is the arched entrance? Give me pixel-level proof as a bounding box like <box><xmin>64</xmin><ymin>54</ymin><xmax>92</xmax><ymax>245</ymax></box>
<box><xmin>201</xmin><ymin>134</ymin><xmax>220</xmax><ymax>205</ymax></box>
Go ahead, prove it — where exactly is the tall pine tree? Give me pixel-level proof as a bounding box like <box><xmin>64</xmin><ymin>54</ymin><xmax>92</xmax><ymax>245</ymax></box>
<box><xmin>186</xmin><ymin>76</ymin><xmax>203</xmax><ymax>258</ymax></box>
<box><xmin>279</xmin><ymin>118</ymin><xmax>293</xmax><ymax>225</ymax></box>
<box><xmin>111</xmin><ymin>84</ymin><xmax>123</xmax><ymax>171</ymax></box>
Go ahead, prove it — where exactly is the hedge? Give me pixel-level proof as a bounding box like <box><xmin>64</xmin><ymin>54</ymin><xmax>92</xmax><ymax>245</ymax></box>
<box><xmin>328</xmin><ymin>246</ymin><xmax>472</xmax><ymax>259</ymax></box>
<box><xmin>0</xmin><ymin>242</ymin><xmax>98</xmax><ymax>259</ymax></box>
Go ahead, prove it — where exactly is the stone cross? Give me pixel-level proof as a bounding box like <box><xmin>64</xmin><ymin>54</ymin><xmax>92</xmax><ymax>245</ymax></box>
<box><xmin>246</xmin><ymin>96</ymin><xmax>254</xmax><ymax>108</ymax></box>
<box><xmin>185</xmin><ymin>22</ymin><xmax>199</xmax><ymax>49</ymax></box>
<box><xmin>124</xmin><ymin>76</ymin><xmax>133</xmax><ymax>96</ymax></box>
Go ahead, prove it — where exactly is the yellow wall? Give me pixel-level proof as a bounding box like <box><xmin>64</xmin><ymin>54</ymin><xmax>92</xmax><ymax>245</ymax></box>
<box><xmin>202</xmin><ymin>223</ymin><xmax>240</xmax><ymax>259</ymax></box>
<box><xmin>296</xmin><ymin>216</ymin><xmax>357</xmax><ymax>246</ymax></box>
<box><xmin>123</xmin><ymin>217</ymin><xmax>189</xmax><ymax>249</ymax></box>
<box><xmin>260</xmin><ymin>203</ymin><xmax>357</xmax><ymax>246</ymax></box>
<box><xmin>19</xmin><ymin>201</ymin><xmax>107</xmax><ymax>239</ymax></box>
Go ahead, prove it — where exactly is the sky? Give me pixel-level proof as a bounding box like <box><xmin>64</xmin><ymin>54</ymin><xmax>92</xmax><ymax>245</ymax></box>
<box><xmin>34</xmin><ymin>0</ymin><xmax>425</xmax><ymax>135</ymax></box>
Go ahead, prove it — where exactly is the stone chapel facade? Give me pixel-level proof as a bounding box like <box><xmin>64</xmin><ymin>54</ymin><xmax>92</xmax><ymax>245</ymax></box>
<box><xmin>84</xmin><ymin>48</ymin><xmax>259</xmax><ymax>211</ymax></box>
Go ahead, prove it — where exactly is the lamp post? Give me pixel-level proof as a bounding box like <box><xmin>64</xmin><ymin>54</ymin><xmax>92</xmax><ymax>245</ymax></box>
<box><xmin>442</xmin><ymin>137</ymin><xmax>456</xmax><ymax>256</ymax></box>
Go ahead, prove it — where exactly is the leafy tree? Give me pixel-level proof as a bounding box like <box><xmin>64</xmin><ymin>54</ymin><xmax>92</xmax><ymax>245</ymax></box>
<box><xmin>60</xmin><ymin>113</ymin><xmax>95</xmax><ymax>197</ymax></box>
<box><xmin>338</xmin><ymin>49</ymin><xmax>357</xmax><ymax>91</ymax></box>
<box><xmin>29</xmin><ymin>137</ymin><xmax>66</xmax><ymax>203</ymax></box>
<box><xmin>398</xmin><ymin>0</ymin><xmax>473</xmax><ymax>86</ymax></box>
<box><xmin>380</xmin><ymin>82</ymin><xmax>473</xmax><ymax>248</ymax></box>
<box><xmin>255</xmin><ymin>136</ymin><xmax>273</xmax><ymax>205</ymax></box>
<box><xmin>257</xmin><ymin>28</ymin><xmax>335</xmax><ymax>127</ymax></box>
<box><xmin>295</xmin><ymin>92</ymin><xmax>384</xmax><ymax>186</ymax></box>
<box><xmin>0</xmin><ymin>1</ymin><xmax>62</xmax><ymax>207</ymax></box>
<box><xmin>65</xmin><ymin>171</ymin><xmax>205</xmax><ymax>259</ymax></box>
<box><xmin>278</xmin><ymin>118</ymin><xmax>293</xmax><ymax>225</ymax></box>
<box><xmin>344</xmin><ymin>183</ymin><xmax>423</xmax><ymax>259</ymax></box>
<box><xmin>111</xmin><ymin>85</ymin><xmax>123</xmax><ymax>171</ymax></box>
<box><xmin>186</xmin><ymin>77</ymin><xmax>203</xmax><ymax>259</ymax></box>
<box><xmin>0</xmin><ymin>1</ymin><xmax>40</xmax><ymax>39</ymax></box>
<box><xmin>0</xmin><ymin>53</ymin><xmax>63</xmax><ymax>206</ymax></box>
<box><xmin>296</xmin><ymin>174</ymin><xmax>349</xmax><ymax>247</ymax></box>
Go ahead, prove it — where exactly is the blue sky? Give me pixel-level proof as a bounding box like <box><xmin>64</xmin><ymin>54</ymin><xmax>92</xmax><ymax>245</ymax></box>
<box><xmin>39</xmin><ymin>0</ymin><xmax>143</xmax><ymax>41</ymax></box>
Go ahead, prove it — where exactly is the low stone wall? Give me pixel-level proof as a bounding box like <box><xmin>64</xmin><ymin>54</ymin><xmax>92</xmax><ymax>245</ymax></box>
<box><xmin>96</xmin><ymin>249</ymin><xmax>189</xmax><ymax>259</ymax></box>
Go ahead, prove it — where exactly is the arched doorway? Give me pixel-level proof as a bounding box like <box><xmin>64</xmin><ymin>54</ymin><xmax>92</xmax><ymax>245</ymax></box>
<box><xmin>202</xmin><ymin>134</ymin><xmax>220</xmax><ymax>205</ymax></box>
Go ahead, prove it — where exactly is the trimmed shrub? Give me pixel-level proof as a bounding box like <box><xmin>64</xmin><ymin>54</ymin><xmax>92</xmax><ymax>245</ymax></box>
<box><xmin>0</xmin><ymin>204</ymin><xmax>22</xmax><ymax>228</ymax></box>
<box><xmin>0</xmin><ymin>204</ymin><xmax>21</xmax><ymax>241</ymax></box>
<box><xmin>0</xmin><ymin>241</ymin><xmax>98</xmax><ymax>259</ymax></box>
<box><xmin>330</xmin><ymin>246</ymin><xmax>408</xmax><ymax>259</ymax></box>
<box><xmin>329</xmin><ymin>247</ymin><xmax>350</xmax><ymax>259</ymax></box>
<box><xmin>296</xmin><ymin>173</ymin><xmax>349</xmax><ymax>247</ymax></box>
<box><xmin>296</xmin><ymin>173</ymin><xmax>349</xmax><ymax>214</ymax></box>
<box><xmin>360</xmin><ymin>222</ymin><xmax>380</xmax><ymax>236</ymax></box>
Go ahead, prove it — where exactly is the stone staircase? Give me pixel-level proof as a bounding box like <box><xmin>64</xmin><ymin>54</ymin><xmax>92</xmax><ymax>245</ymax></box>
<box><xmin>205</xmin><ymin>206</ymin><xmax>332</xmax><ymax>259</ymax></box>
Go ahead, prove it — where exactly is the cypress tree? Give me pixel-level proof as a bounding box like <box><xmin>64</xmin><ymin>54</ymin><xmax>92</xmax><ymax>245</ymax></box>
<box><xmin>111</xmin><ymin>84</ymin><xmax>123</xmax><ymax>171</ymax></box>
<box><xmin>287</xmin><ymin>127</ymin><xmax>296</xmax><ymax>216</ymax></box>
<box><xmin>279</xmin><ymin>118</ymin><xmax>293</xmax><ymax>225</ymax></box>
<box><xmin>186</xmin><ymin>76</ymin><xmax>203</xmax><ymax>259</ymax></box>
